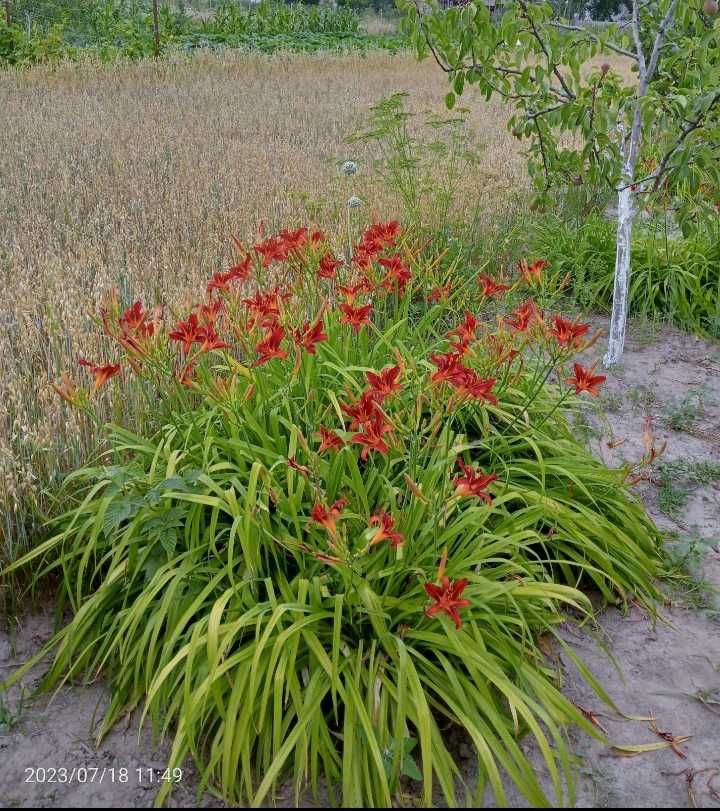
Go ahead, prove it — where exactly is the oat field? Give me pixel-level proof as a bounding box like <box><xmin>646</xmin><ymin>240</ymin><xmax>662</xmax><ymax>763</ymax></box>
<box><xmin>0</xmin><ymin>52</ymin><xmax>528</xmax><ymax>575</ymax></box>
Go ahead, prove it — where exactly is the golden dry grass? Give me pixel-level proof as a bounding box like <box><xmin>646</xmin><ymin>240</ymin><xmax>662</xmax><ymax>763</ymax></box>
<box><xmin>0</xmin><ymin>50</ymin><xmax>529</xmax><ymax>567</ymax></box>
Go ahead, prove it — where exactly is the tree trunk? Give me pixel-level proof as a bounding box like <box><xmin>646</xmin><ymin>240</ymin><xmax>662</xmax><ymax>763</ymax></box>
<box><xmin>603</xmin><ymin>105</ymin><xmax>642</xmax><ymax>367</ymax></box>
<box><xmin>152</xmin><ymin>0</ymin><xmax>160</xmax><ymax>57</ymax></box>
<box><xmin>5</xmin><ymin>0</ymin><xmax>10</xmax><ymax>27</ymax></box>
<box><xmin>604</xmin><ymin>0</ymin><xmax>677</xmax><ymax>366</ymax></box>
<box><xmin>604</xmin><ymin>182</ymin><xmax>634</xmax><ymax>366</ymax></box>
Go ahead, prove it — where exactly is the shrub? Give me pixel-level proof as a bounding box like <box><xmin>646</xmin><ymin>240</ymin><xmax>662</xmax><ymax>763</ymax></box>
<box><xmin>4</xmin><ymin>220</ymin><xmax>663</xmax><ymax>806</ymax></box>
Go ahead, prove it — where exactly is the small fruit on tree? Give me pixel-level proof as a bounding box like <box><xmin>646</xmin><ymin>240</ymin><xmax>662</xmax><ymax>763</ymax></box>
<box><xmin>703</xmin><ymin>0</ymin><xmax>718</xmax><ymax>14</ymax></box>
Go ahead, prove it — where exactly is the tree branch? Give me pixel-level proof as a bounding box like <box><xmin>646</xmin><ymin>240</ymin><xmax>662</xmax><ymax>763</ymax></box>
<box><xmin>524</xmin><ymin>102</ymin><xmax>568</xmax><ymax>120</ymax></box>
<box><xmin>517</xmin><ymin>0</ymin><xmax>576</xmax><ymax>101</ymax></box>
<box><xmin>650</xmin><ymin>89</ymin><xmax>720</xmax><ymax>191</ymax></box>
<box><xmin>412</xmin><ymin>2</ymin><xmax>568</xmax><ymax>104</ymax></box>
<box><xmin>643</xmin><ymin>0</ymin><xmax>678</xmax><ymax>90</ymax></box>
<box><xmin>631</xmin><ymin>0</ymin><xmax>648</xmax><ymax>79</ymax></box>
<box><xmin>550</xmin><ymin>22</ymin><xmax>639</xmax><ymax>61</ymax></box>
<box><xmin>532</xmin><ymin>118</ymin><xmax>552</xmax><ymax>191</ymax></box>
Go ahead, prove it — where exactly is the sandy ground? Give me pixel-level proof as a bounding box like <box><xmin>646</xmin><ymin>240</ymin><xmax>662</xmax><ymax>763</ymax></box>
<box><xmin>1</xmin><ymin>318</ymin><xmax>719</xmax><ymax>809</ymax></box>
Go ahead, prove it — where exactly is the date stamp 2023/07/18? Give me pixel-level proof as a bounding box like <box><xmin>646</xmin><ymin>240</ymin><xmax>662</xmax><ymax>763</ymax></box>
<box><xmin>23</xmin><ymin>766</ymin><xmax>183</xmax><ymax>785</ymax></box>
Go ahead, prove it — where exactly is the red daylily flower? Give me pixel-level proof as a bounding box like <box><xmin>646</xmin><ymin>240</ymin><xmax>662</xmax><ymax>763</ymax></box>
<box><xmin>316</xmin><ymin>426</ymin><xmax>344</xmax><ymax>454</ymax></box>
<box><xmin>169</xmin><ymin>313</ymin><xmax>203</xmax><ymax>353</ymax></box>
<box><xmin>351</xmin><ymin>221</ymin><xmax>401</xmax><ymax>270</ymax></box>
<box><xmin>566</xmin><ymin>362</ymin><xmax>606</xmax><ymax>396</ymax></box>
<box><xmin>451</xmin><ymin>370</ymin><xmax>497</xmax><ymax>404</ymax></box>
<box><xmin>294</xmin><ymin>320</ymin><xmax>328</xmax><ymax>354</ymax></box>
<box><xmin>351</xmin><ymin>412</ymin><xmax>393</xmax><ymax>460</ymax></box>
<box><xmin>177</xmin><ymin>359</ymin><xmax>197</xmax><ymax>387</ymax></box>
<box><xmin>311</xmin><ymin>498</ymin><xmax>348</xmax><ymax>534</ymax></box>
<box><xmin>424</xmin><ymin>576</ymin><xmax>470</xmax><ymax>630</ymax></box>
<box><xmin>197</xmin><ymin>296</ymin><xmax>224</xmax><ymax>326</ymax></box>
<box><xmin>369</xmin><ymin>512</ymin><xmax>404</xmax><ymax>547</ymax></box>
<box><xmin>352</xmin><ymin>243</ymin><xmax>376</xmax><ymax>270</ymax></box>
<box><xmin>114</xmin><ymin>300</ymin><xmax>157</xmax><ymax>355</ymax></box>
<box><xmin>253</xmin><ymin>324</ymin><xmax>287</xmax><ymax>366</ymax></box>
<box><xmin>550</xmin><ymin>315</ymin><xmax>590</xmax><ymax>349</ymax></box>
<box><xmin>506</xmin><ymin>300</ymin><xmax>539</xmax><ymax>333</ymax></box>
<box><xmin>318</xmin><ymin>253</ymin><xmax>343</xmax><ymax>279</ymax></box>
<box><xmin>427</xmin><ymin>284</ymin><xmax>451</xmax><ymax>303</ymax></box>
<box><xmin>478</xmin><ymin>274</ymin><xmax>510</xmax><ymax>298</ymax></box>
<box><xmin>430</xmin><ymin>351</ymin><xmax>467</xmax><ymax>386</ymax></box>
<box><xmin>310</xmin><ymin>229</ymin><xmax>326</xmax><ymax>245</ymax></box>
<box><xmin>338</xmin><ymin>280</ymin><xmax>372</xmax><ymax>304</ymax></box>
<box><xmin>365</xmin><ymin>365</ymin><xmax>402</xmax><ymax>401</ymax></box>
<box><xmin>254</xmin><ymin>235</ymin><xmax>289</xmax><ymax>266</ymax></box>
<box><xmin>196</xmin><ymin>324</ymin><xmax>230</xmax><ymax>353</ymax></box>
<box><xmin>78</xmin><ymin>359</ymin><xmax>121</xmax><ymax>393</ymax></box>
<box><xmin>448</xmin><ymin>311</ymin><xmax>478</xmax><ymax>352</ymax></box>
<box><xmin>378</xmin><ymin>254</ymin><xmax>412</xmax><ymax>293</ymax></box>
<box><xmin>119</xmin><ymin>301</ymin><xmax>154</xmax><ymax>337</ymax></box>
<box><xmin>339</xmin><ymin>302</ymin><xmax>373</xmax><ymax>332</ymax></box>
<box><xmin>518</xmin><ymin>258</ymin><xmax>549</xmax><ymax>284</ymax></box>
<box><xmin>243</xmin><ymin>288</ymin><xmax>287</xmax><ymax>327</ymax></box>
<box><xmin>278</xmin><ymin>226</ymin><xmax>309</xmax><ymax>253</ymax></box>
<box><xmin>453</xmin><ymin>460</ymin><xmax>498</xmax><ymax>502</ymax></box>
<box><xmin>206</xmin><ymin>272</ymin><xmax>233</xmax><ymax>294</ymax></box>
<box><xmin>342</xmin><ymin>390</ymin><xmax>381</xmax><ymax>430</ymax></box>
<box><xmin>207</xmin><ymin>255</ymin><xmax>251</xmax><ymax>293</ymax></box>
<box><xmin>229</xmin><ymin>253</ymin><xmax>253</xmax><ymax>278</ymax></box>
<box><xmin>364</xmin><ymin>220</ymin><xmax>401</xmax><ymax>248</ymax></box>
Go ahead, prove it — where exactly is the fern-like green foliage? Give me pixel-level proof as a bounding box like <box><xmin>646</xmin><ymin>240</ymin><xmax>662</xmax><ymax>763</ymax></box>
<box><xmin>4</xmin><ymin>222</ymin><xmax>662</xmax><ymax>806</ymax></box>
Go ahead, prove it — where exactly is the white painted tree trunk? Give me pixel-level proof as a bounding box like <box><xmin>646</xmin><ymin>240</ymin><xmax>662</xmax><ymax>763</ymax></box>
<box><xmin>604</xmin><ymin>108</ymin><xmax>642</xmax><ymax>367</ymax></box>
<box><xmin>603</xmin><ymin>0</ymin><xmax>676</xmax><ymax>366</ymax></box>
<box><xmin>603</xmin><ymin>182</ymin><xmax>635</xmax><ymax>366</ymax></box>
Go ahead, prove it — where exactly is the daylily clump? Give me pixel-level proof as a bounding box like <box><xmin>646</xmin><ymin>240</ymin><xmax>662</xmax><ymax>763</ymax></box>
<box><xmin>53</xmin><ymin>218</ymin><xmax>610</xmax><ymax>632</ymax></box>
<box><xmin>32</xmin><ymin>217</ymin><xmax>664</xmax><ymax>809</ymax></box>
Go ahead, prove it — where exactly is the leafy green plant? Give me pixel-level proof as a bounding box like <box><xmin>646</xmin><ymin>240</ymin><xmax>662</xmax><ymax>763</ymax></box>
<box><xmin>665</xmin><ymin>386</ymin><xmax>707</xmax><ymax>431</ymax></box>
<box><xmin>4</xmin><ymin>220</ymin><xmax>663</xmax><ymax>806</ymax></box>
<box><xmin>528</xmin><ymin>212</ymin><xmax>720</xmax><ymax>338</ymax></box>
<box><xmin>657</xmin><ymin>466</ymin><xmax>689</xmax><ymax>518</ymax></box>
<box><xmin>212</xmin><ymin>0</ymin><xmax>361</xmax><ymax>36</ymax></box>
<box><xmin>0</xmin><ymin>1</ymin><xmax>407</xmax><ymax>65</ymax></box>
<box><xmin>0</xmin><ymin>688</ymin><xmax>25</xmax><ymax>732</ymax></box>
<box><xmin>662</xmin><ymin>530</ymin><xmax>720</xmax><ymax>612</ymax></box>
<box><xmin>656</xmin><ymin>457</ymin><xmax>720</xmax><ymax>518</ymax></box>
<box><xmin>347</xmin><ymin>92</ymin><xmax>480</xmax><ymax>232</ymax></box>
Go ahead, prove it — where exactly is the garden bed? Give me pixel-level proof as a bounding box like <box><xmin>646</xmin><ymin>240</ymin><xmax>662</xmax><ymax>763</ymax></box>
<box><xmin>2</xmin><ymin>318</ymin><xmax>718</xmax><ymax>809</ymax></box>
